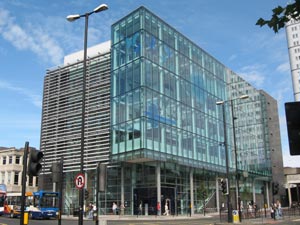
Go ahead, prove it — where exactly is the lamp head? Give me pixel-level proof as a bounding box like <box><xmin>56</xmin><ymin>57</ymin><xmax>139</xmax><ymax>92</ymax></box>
<box><xmin>94</xmin><ymin>4</ymin><xmax>108</xmax><ymax>13</ymax></box>
<box><xmin>216</xmin><ymin>101</ymin><xmax>225</xmax><ymax>105</ymax></box>
<box><xmin>66</xmin><ymin>14</ymin><xmax>81</xmax><ymax>22</ymax></box>
<box><xmin>239</xmin><ymin>94</ymin><xmax>249</xmax><ymax>100</ymax></box>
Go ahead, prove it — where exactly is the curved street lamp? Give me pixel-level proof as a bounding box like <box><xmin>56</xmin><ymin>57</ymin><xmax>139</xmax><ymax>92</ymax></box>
<box><xmin>66</xmin><ymin>4</ymin><xmax>108</xmax><ymax>225</ymax></box>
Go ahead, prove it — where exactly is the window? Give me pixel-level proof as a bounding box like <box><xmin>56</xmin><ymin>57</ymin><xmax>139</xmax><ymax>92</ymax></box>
<box><xmin>14</xmin><ymin>172</ymin><xmax>19</xmax><ymax>185</ymax></box>
<box><xmin>7</xmin><ymin>172</ymin><xmax>11</xmax><ymax>184</ymax></box>
<box><xmin>28</xmin><ymin>176</ymin><xmax>33</xmax><ymax>186</ymax></box>
<box><xmin>0</xmin><ymin>172</ymin><xmax>4</xmax><ymax>183</ymax></box>
<box><xmin>16</xmin><ymin>156</ymin><xmax>20</xmax><ymax>164</ymax></box>
<box><xmin>2</xmin><ymin>156</ymin><xmax>6</xmax><ymax>165</ymax></box>
<box><xmin>9</xmin><ymin>156</ymin><xmax>12</xmax><ymax>164</ymax></box>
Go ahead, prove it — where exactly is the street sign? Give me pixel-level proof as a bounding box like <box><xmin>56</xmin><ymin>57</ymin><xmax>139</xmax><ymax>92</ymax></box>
<box><xmin>75</xmin><ymin>173</ymin><xmax>85</xmax><ymax>189</ymax></box>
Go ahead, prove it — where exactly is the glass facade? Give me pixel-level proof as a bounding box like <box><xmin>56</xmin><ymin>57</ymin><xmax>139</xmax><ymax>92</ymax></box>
<box><xmin>111</xmin><ymin>7</ymin><xmax>230</xmax><ymax>172</ymax></box>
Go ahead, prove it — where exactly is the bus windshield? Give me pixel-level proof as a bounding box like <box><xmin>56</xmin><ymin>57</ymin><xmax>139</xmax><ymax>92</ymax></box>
<box><xmin>33</xmin><ymin>191</ymin><xmax>59</xmax><ymax>209</ymax></box>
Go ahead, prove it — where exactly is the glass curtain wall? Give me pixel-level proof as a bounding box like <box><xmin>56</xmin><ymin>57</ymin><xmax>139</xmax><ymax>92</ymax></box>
<box><xmin>111</xmin><ymin>6</ymin><xmax>228</xmax><ymax>171</ymax></box>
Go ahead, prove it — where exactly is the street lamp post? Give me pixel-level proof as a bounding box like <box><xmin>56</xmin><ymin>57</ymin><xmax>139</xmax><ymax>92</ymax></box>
<box><xmin>66</xmin><ymin>4</ymin><xmax>108</xmax><ymax>225</ymax></box>
<box><xmin>217</xmin><ymin>102</ymin><xmax>232</xmax><ymax>223</ymax></box>
<box><xmin>216</xmin><ymin>94</ymin><xmax>248</xmax><ymax>223</ymax></box>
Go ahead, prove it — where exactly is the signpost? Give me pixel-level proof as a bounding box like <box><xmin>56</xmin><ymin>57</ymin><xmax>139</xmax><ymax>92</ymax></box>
<box><xmin>75</xmin><ymin>173</ymin><xmax>85</xmax><ymax>190</ymax></box>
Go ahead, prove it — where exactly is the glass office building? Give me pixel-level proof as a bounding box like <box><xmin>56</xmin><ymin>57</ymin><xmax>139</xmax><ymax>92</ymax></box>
<box><xmin>41</xmin><ymin>7</ymin><xmax>282</xmax><ymax>216</ymax></box>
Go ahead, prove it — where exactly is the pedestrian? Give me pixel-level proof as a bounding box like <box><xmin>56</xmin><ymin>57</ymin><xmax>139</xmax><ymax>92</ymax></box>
<box><xmin>137</xmin><ymin>201</ymin><xmax>142</xmax><ymax>217</ymax></box>
<box><xmin>163</xmin><ymin>202</ymin><xmax>169</xmax><ymax>216</ymax></box>
<box><xmin>276</xmin><ymin>199</ymin><xmax>282</xmax><ymax>218</ymax></box>
<box><xmin>112</xmin><ymin>202</ymin><xmax>117</xmax><ymax>215</ymax></box>
<box><xmin>88</xmin><ymin>202</ymin><xmax>94</xmax><ymax>219</ymax></box>
<box><xmin>157</xmin><ymin>202</ymin><xmax>161</xmax><ymax>216</ymax></box>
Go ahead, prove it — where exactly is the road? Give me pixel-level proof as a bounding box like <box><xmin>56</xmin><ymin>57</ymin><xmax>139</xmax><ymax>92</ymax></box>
<box><xmin>1</xmin><ymin>216</ymin><xmax>300</xmax><ymax>225</ymax></box>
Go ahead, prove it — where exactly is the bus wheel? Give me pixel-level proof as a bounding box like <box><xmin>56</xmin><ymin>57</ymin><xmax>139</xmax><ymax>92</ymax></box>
<box><xmin>29</xmin><ymin>212</ymin><xmax>33</xmax><ymax>219</ymax></box>
<box><xmin>10</xmin><ymin>212</ymin><xmax>14</xmax><ymax>218</ymax></box>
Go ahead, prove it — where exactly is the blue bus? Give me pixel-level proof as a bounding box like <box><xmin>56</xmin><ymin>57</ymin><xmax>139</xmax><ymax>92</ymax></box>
<box><xmin>27</xmin><ymin>190</ymin><xmax>59</xmax><ymax>219</ymax></box>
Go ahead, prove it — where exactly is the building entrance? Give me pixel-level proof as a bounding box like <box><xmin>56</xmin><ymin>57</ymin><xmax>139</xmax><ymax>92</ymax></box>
<box><xmin>133</xmin><ymin>187</ymin><xmax>175</xmax><ymax>215</ymax></box>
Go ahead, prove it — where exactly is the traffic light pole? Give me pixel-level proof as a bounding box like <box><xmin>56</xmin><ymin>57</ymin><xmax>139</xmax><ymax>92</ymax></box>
<box><xmin>221</xmin><ymin>103</ymin><xmax>233</xmax><ymax>223</ymax></box>
<box><xmin>20</xmin><ymin>142</ymin><xmax>29</xmax><ymax>225</ymax></box>
<box><xmin>58</xmin><ymin>157</ymin><xmax>64</xmax><ymax>225</ymax></box>
<box><xmin>95</xmin><ymin>163</ymin><xmax>100</xmax><ymax>225</ymax></box>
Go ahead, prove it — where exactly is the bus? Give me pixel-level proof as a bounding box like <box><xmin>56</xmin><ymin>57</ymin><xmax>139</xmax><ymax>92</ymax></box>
<box><xmin>4</xmin><ymin>192</ymin><xmax>33</xmax><ymax>218</ymax></box>
<box><xmin>29</xmin><ymin>190</ymin><xmax>59</xmax><ymax>219</ymax></box>
<box><xmin>4</xmin><ymin>190</ymin><xmax>59</xmax><ymax>219</ymax></box>
<box><xmin>0</xmin><ymin>184</ymin><xmax>7</xmax><ymax>216</ymax></box>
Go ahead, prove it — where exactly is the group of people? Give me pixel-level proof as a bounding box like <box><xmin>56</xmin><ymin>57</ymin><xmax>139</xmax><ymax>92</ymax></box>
<box><xmin>86</xmin><ymin>202</ymin><xmax>96</xmax><ymax>219</ymax></box>
<box><xmin>271</xmin><ymin>200</ymin><xmax>282</xmax><ymax>219</ymax></box>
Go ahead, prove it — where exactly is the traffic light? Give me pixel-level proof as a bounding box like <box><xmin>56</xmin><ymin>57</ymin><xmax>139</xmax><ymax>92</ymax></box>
<box><xmin>84</xmin><ymin>189</ymin><xmax>89</xmax><ymax>200</ymax></box>
<box><xmin>272</xmin><ymin>182</ymin><xmax>279</xmax><ymax>195</ymax></box>
<box><xmin>202</xmin><ymin>191</ymin><xmax>207</xmax><ymax>199</ymax></box>
<box><xmin>50</xmin><ymin>162</ymin><xmax>62</xmax><ymax>183</ymax></box>
<box><xmin>261</xmin><ymin>186</ymin><xmax>265</xmax><ymax>195</ymax></box>
<box><xmin>28</xmin><ymin>149</ymin><xmax>43</xmax><ymax>176</ymax></box>
<box><xmin>285</xmin><ymin>102</ymin><xmax>300</xmax><ymax>155</ymax></box>
<box><xmin>220</xmin><ymin>178</ymin><xmax>228</xmax><ymax>195</ymax></box>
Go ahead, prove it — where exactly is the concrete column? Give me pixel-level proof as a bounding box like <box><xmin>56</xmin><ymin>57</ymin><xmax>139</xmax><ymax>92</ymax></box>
<box><xmin>190</xmin><ymin>169</ymin><xmax>194</xmax><ymax>216</ymax></box>
<box><xmin>156</xmin><ymin>163</ymin><xmax>161</xmax><ymax>215</ymax></box>
<box><xmin>252</xmin><ymin>179</ymin><xmax>256</xmax><ymax>204</ymax></box>
<box><xmin>131</xmin><ymin>164</ymin><xmax>136</xmax><ymax>215</ymax></box>
<box><xmin>216</xmin><ymin>177</ymin><xmax>220</xmax><ymax>213</ymax></box>
<box><xmin>288</xmin><ymin>183</ymin><xmax>292</xmax><ymax>207</ymax></box>
<box><xmin>121</xmin><ymin>166</ymin><xmax>125</xmax><ymax>215</ymax></box>
<box><xmin>266</xmin><ymin>182</ymin><xmax>270</xmax><ymax>207</ymax></box>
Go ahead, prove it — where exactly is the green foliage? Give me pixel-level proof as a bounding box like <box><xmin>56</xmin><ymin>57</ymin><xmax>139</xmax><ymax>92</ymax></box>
<box><xmin>256</xmin><ymin>0</ymin><xmax>300</xmax><ymax>33</ymax></box>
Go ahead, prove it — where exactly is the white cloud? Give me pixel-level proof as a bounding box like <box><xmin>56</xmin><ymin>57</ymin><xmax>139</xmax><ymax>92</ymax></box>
<box><xmin>276</xmin><ymin>62</ymin><xmax>290</xmax><ymax>74</ymax></box>
<box><xmin>0</xmin><ymin>80</ymin><xmax>42</xmax><ymax>108</ymax></box>
<box><xmin>237</xmin><ymin>64</ymin><xmax>266</xmax><ymax>88</ymax></box>
<box><xmin>0</xmin><ymin>8</ymin><xmax>64</xmax><ymax>65</ymax></box>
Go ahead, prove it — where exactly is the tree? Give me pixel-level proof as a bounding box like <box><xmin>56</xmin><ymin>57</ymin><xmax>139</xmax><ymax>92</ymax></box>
<box><xmin>256</xmin><ymin>0</ymin><xmax>300</xmax><ymax>33</ymax></box>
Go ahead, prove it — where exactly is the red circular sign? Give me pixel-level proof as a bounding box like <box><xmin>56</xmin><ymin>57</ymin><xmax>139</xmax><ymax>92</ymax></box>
<box><xmin>75</xmin><ymin>173</ymin><xmax>85</xmax><ymax>189</ymax></box>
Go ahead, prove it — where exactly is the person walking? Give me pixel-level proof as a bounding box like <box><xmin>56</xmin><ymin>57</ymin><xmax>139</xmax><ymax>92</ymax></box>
<box><xmin>163</xmin><ymin>202</ymin><xmax>169</xmax><ymax>216</ymax></box>
<box><xmin>137</xmin><ymin>201</ymin><xmax>142</xmax><ymax>217</ymax></box>
<box><xmin>88</xmin><ymin>202</ymin><xmax>94</xmax><ymax>219</ymax></box>
<box><xmin>112</xmin><ymin>202</ymin><xmax>118</xmax><ymax>215</ymax></box>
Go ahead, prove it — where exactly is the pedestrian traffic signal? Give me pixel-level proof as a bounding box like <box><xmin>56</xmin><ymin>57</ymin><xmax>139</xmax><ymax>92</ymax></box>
<box><xmin>220</xmin><ymin>178</ymin><xmax>228</xmax><ymax>195</ymax></box>
<box><xmin>28</xmin><ymin>149</ymin><xmax>43</xmax><ymax>176</ymax></box>
<box><xmin>272</xmin><ymin>182</ymin><xmax>279</xmax><ymax>195</ymax></box>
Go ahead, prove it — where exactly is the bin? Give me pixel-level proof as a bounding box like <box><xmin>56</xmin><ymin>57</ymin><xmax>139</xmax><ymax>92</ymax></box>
<box><xmin>24</xmin><ymin>212</ymin><xmax>29</xmax><ymax>225</ymax></box>
<box><xmin>232</xmin><ymin>210</ymin><xmax>239</xmax><ymax>223</ymax></box>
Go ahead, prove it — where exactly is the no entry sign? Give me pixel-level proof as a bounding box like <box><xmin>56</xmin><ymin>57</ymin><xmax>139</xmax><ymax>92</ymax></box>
<box><xmin>75</xmin><ymin>173</ymin><xmax>85</xmax><ymax>189</ymax></box>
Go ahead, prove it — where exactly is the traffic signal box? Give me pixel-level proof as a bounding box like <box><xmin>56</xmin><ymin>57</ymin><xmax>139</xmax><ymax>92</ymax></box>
<box><xmin>220</xmin><ymin>178</ymin><xmax>229</xmax><ymax>195</ymax></box>
<box><xmin>272</xmin><ymin>182</ymin><xmax>279</xmax><ymax>195</ymax></box>
<box><xmin>28</xmin><ymin>149</ymin><xmax>43</xmax><ymax>176</ymax></box>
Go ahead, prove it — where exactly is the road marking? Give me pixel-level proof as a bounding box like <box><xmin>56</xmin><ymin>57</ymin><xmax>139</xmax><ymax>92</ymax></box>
<box><xmin>293</xmin><ymin>218</ymin><xmax>300</xmax><ymax>221</ymax></box>
<box><xmin>0</xmin><ymin>223</ymin><xmax>7</xmax><ymax>225</ymax></box>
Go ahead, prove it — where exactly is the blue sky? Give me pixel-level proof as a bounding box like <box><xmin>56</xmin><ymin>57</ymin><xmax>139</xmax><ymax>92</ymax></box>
<box><xmin>0</xmin><ymin>0</ymin><xmax>298</xmax><ymax>167</ymax></box>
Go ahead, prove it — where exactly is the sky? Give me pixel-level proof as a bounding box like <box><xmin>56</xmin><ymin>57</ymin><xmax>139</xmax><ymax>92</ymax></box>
<box><xmin>0</xmin><ymin>0</ymin><xmax>299</xmax><ymax>167</ymax></box>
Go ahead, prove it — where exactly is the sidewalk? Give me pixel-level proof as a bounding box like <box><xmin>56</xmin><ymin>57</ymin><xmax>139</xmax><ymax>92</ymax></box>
<box><xmin>62</xmin><ymin>213</ymin><xmax>300</xmax><ymax>224</ymax></box>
